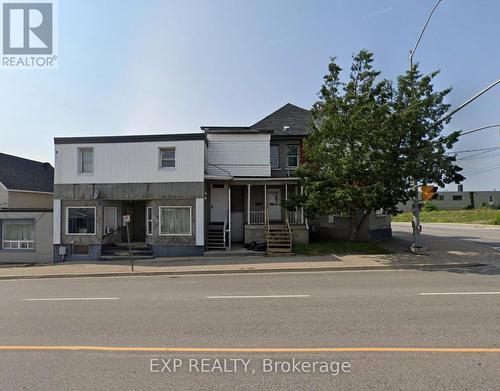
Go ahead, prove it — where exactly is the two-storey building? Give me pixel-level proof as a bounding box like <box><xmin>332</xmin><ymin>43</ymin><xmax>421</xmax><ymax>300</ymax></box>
<box><xmin>203</xmin><ymin>103</ymin><xmax>309</xmax><ymax>251</ymax></box>
<box><xmin>53</xmin><ymin>134</ymin><xmax>206</xmax><ymax>261</ymax></box>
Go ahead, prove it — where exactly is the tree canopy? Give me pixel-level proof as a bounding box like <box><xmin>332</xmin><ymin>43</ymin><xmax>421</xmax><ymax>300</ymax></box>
<box><xmin>291</xmin><ymin>49</ymin><xmax>463</xmax><ymax>240</ymax></box>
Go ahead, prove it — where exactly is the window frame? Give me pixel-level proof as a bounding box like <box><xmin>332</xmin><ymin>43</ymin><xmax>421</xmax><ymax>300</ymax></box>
<box><xmin>286</xmin><ymin>144</ymin><xmax>299</xmax><ymax>168</ymax></box>
<box><xmin>1</xmin><ymin>221</ymin><xmax>35</xmax><ymax>251</ymax></box>
<box><xmin>78</xmin><ymin>147</ymin><xmax>94</xmax><ymax>174</ymax></box>
<box><xmin>66</xmin><ymin>206</ymin><xmax>97</xmax><ymax>236</ymax></box>
<box><xmin>159</xmin><ymin>147</ymin><xmax>176</xmax><ymax>169</ymax></box>
<box><xmin>270</xmin><ymin>144</ymin><xmax>280</xmax><ymax>170</ymax></box>
<box><xmin>146</xmin><ymin>206</ymin><xmax>153</xmax><ymax>236</ymax></box>
<box><xmin>452</xmin><ymin>195</ymin><xmax>463</xmax><ymax>201</ymax></box>
<box><xmin>158</xmin><ymin>206</ymin><xmax>192</xmax><ymax>237</ymax></box>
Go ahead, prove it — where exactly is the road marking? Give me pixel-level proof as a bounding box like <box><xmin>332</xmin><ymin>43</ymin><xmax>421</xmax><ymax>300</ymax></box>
<box><xmin>23</xmin><ymin>297</ymin><xmax>119</xmax><ymax>301</ymax></box>
<box><xmin>0</xmin><ymin>345</ymin><xmax>499</xmax><ymax>353</ymax></box>
<box><xmin>419</xmin><ymin>292</ymin><xmax>500</xmax><ymax>296</ymax></box>
<box><xmin>206</xmin><ymin>294</ymin><xmax>310</xmax><ymax>299</ymax></box>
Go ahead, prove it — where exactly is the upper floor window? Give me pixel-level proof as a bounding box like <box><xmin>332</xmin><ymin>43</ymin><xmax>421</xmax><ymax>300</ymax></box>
<box><xmin>78</xmin><ymin>148</ymin><xmax>93</xmax><ymax>174</ymax></box>
<box><xmin>286</xmin><ymin>144</ymin><xmax>299</xmax><ymax>168</ymax></box>
<box><xmin>270</xmin><ymin>145</ymin><xmax>280</xmax><ymax>169</ymax></box>
<box><xmin>160</xmin><ymin>147</ymin><xmax>175</xmax><ymax>168</ymax></box>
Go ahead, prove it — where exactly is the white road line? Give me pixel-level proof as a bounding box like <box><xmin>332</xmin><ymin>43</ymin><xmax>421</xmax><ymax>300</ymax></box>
<box><xmin>206</xmin><ymin>294</ymin><xmax>310</xmax><ymax>299</ymax></box>
<box><xmin>419</xmin><ymin>292</ymin><xmax>500</xmax><ymax>296</ymax></box>
<box><xmin>23</xmin><ymin>297</ymin><xmax>120</xmax><ymax>301</ymax></box>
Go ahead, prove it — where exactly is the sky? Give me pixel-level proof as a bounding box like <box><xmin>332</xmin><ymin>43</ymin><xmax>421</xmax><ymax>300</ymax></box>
<box><xmin>0</xmin><ymin>0</ymin><xmax>499</xmax><ymax>190</ymax></box>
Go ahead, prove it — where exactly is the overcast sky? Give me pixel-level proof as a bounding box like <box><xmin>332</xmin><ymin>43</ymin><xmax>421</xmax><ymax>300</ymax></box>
<box><xmin>1</xmin><ymin>0</ymin><xmax>499</xmax><ymax>190</ymax></box>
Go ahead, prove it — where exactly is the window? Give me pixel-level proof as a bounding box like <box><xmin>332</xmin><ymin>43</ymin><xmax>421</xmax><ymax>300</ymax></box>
<box><xmin>160</xmin><ymin>147</ymin><xmax>175</xmax><ymax>168</ymax></box>
<box><xmin>159</xmin><ymin>206</ymin><xmax>191</xmax><ymax>236</ymax></box>
<box><xmin>270</xmin><ymin>145</ymin><xmax>280</xmax><ymax>169</ymax></box>
<box><xmin>2</xmin><ymin>222</ymin><xmax>35</xmax><ymax>250</ymax></box>
<box><xmin>452</xmin><ymin>195</ymin><xmax>463</xmax><ymax>201</ymax></box>
<box><xmin>438</xmin><ymin>195</ymin><xmax>444</xmax><ymax>201</ymax></box>
<box><xmin>146</xmin><ymin>207</ymin><xmax>153</xmax><ymax>236</ymax></box>
<box><xmin>67</xmin><ymin>207</ymin><xmax>96</xmax><ymax>235</ymax></box>
<box><xmin>286</xmin><ymin>144</ymin><xmax>299</xmax><ymax>167</ymax></box>
<box><xmin>489</xmin><ymin>195</ymin><xmax>494</xmax><ymax>202</ymax></box>
<box><xmin>79</xmin><ymin>148</ymin><xmax>93</xmax><ymax>173</ymax></box>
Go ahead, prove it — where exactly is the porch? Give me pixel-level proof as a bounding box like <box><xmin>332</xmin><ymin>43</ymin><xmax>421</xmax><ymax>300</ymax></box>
<box><xmin>207</xmin><ymin>179</ymin><xmax>308</xmax><ymax>250</ymax></box>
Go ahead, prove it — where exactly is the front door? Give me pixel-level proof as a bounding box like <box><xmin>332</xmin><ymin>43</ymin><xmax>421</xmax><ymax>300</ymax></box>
<box><xmin>210</xmin><ymin>184</ymin><xmax>226</xmax><ymax>222</ymax></box>
<box><xmin>267</xmin><ymin>189</ymin><xmax>281</xmax><ymax>221</ymax></box>
<box><xmin>103</xmin><ymin>207</ymin><xmax>118</xmax><ymax>235</ymax></box>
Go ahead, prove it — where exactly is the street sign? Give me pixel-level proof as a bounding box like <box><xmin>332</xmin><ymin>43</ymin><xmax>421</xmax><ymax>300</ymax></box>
<box><xmin>122</xmin><ymin>215</ymin><xmax>131</xmax><ymax>224</ymax></box>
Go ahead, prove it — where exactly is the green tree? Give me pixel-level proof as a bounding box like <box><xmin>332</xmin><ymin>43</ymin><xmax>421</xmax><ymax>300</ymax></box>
<box><xmin>289</xmin><ymin>50</ymin><xmax>463</xmax><ymax>241</ymax></box>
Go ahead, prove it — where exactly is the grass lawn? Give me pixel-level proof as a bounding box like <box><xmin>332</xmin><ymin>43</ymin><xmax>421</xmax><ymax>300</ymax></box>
<box><xmin>293</xmin><ymin>242</ymin><xmax>391</xmax><ymax>255</ymax></box>
<box><xmin>392</xmin><ymin>208</ymin><xmax>500</xmax><ymax>225</ymax></box>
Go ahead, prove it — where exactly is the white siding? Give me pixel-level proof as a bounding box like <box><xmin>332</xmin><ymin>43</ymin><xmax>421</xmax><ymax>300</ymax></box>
<box><xmin>55</xmin><ymin>140</ymin><xmax>205</xmax><ymax>184</ymax></box>
<box><xmin>53</xmin><ymin>199</ymin><xmax>61</xmax><ymax>244</ymax></box>
<box><xmin>195</xmin><ymin>197</ymin><xmax>204</xmax><ymax>246</ymax></box>
<box><xmin>206</xmin><ymin>133</ymin><xmax>270</xmax><ymax>177</ymax></box>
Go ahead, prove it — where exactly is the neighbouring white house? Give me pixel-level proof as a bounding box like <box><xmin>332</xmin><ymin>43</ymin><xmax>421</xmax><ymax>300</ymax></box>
<box><xmin>0</xmin><ymin>153</ymin><xmax>54</xmax><ymax>263</ymax></box>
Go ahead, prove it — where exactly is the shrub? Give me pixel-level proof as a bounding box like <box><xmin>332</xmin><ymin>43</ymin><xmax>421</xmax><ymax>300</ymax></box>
<box><xmin>494</xmin><ymin>215</ymin><xmax>500</xmax><ymax>225</ymax></box>
<box><xmin>421</xmin><ymin>201</ymin><xmax>438</xmax><ymax>212</ymax></box>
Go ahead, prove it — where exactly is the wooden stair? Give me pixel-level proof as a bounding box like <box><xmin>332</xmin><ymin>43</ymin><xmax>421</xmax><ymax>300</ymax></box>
<box><xmin>265</xmin><ymin>224</ymin><xmax>293</xmax><ymax>255</ymax></box>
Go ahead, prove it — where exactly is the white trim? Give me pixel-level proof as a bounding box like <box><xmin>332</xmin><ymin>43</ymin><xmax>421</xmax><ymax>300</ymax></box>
<box><xmin>158</xmin><ymin>146</ymin><xmax>176</xmax><ymax>170</ymax></box>
<box><xmin>232</xmin><ymin>177</ymin><xmax>299</xmax><ymax>182</ymax></box>
<box><xmin>65</xmin><ymin>206</ymin><xmax>97</xmax><ymax>236</ymax></box>
<box><xmin>77</xmin><ymin>147</ymin><xmax>94</xmax><ymax>175</ymax></box>
<box><xmin>7</xmin><ymin>189</ymin><xmax>53</xmax><ymax>195</ymax></box>
<box><xmin>146</xmin><ymin>206</ymin><xmax>153</xmax><ymax>236</ymax></box>
<box><xmin>158</xmin><ymin>206</ymin><xmax>192</xmax><ymax>236</ymax></box>
<box><xmin>195</xmin><ymin>198</ymin><xmax>204</xmax><ymax>246</ymax></box>
<box><xmin>0</xmin><ymin>182</ymin><xmax>7</xmax><ymax>191</ymax></box>
<box><xmin>53</xmin><ymin>199</ymin><xmax>61</xmax><ymax>245</ymax></box>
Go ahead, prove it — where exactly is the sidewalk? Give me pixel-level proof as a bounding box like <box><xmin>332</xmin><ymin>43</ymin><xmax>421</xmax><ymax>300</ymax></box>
<box><xmin>0</xmin><ymin>243</ymin><xmax>492</xmax><ymax>280</ymax></box>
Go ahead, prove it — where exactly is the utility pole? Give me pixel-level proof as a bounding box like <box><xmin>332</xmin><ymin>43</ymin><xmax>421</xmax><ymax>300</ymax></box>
<box><xmin>408</xmin><ymin>0</ymin><xmax>444</xmax><ymax>253</ymax></box>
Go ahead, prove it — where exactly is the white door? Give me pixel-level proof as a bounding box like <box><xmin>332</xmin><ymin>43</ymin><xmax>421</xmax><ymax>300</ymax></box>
<box><xmin>267</xmin><ymin>189</ymin><xmax>281</xmax><ymax>221</ymax></box>
<box><xmin>210</xmin><ymin>185</ymin><xmax>226</xmax><ymax>222</ymax></box>
<box><xmin>104</xmin><ymin>207</ymin><xmax>118</xmax><ymax>234</ymax></box>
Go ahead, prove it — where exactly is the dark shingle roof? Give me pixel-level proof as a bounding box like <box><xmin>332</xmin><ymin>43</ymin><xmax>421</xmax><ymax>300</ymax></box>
<box><xmin>0</xmin><ymin>153</ymin><xmax>54</xmax><ymax>193</ymax></box>
<box><xmin>251</xmin><ymin>103</ymin><xmax>312</xmax><ymax>136</ymax></box>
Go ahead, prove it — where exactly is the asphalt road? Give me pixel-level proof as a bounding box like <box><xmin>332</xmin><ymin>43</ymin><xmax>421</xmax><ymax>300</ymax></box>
<box><xmin>0</xmin><ymin>261</ymin><xmax>499</xmax><ymax>390</ymax></box>
<box><xmin>393</xmin><ymin>221</ymin><xmax>500</xmax><ymax>252</ymax></box>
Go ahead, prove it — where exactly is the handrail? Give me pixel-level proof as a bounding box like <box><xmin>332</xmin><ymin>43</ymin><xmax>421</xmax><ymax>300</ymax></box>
<box><xmin>285</xmin><ymin>209</ymin><xmax>293</xmax><ymax>251</ymax></box>
<box><xmin>102</xmin><ymin>225</ymin><xmax>125</xmax><ymax>240</ymax></box>
<box><xmin>223</xmin><ymin>213</ymin><xmax>228</xmax><ymax>249</ymax></box>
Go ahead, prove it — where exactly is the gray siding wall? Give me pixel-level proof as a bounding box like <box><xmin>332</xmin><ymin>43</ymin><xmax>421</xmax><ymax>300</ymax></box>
<box><xmin>54</xmin><ymin>182</ymin><xmax>204</xmax><ymax>200</ymax></box>
<box><xmin>145</xmin><ymin>198</ymin><xmax>197</xmax><ymax>247</ymax></box>
<box><xmin>270</xmin><ymin>138</ymin><xmax>302</xmax><ymax>178</ymax></box>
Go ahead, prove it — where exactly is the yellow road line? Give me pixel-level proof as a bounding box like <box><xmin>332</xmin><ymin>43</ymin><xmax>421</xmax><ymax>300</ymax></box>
<box><xmin>0</xmin><ymin>346</ymin><xmax>499</xmax><ymax>353</ymax></box>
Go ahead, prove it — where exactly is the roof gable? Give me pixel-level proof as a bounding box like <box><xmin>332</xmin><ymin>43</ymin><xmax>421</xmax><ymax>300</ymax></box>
<box><xmin>0</xmin><ymin>153</ymin><xmax>54</xmax><ymax>193</ymax></box>
<box><xmin>251</xmin><ymin>103</ymin><xmax>312</xmax><ymax>136</ymax></box>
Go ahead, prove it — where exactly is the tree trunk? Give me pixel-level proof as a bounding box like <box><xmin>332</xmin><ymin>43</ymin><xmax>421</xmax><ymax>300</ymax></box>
<box><xmin>348</xmin><ymin>210</ymin><xmax>371</xmax><ymax>242</ymax></box>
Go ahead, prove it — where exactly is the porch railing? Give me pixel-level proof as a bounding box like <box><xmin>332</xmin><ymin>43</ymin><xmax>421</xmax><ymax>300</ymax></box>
<box><xmin>287</xmin><ymin>210</ymin><xmax>302</xmax><ymax>224</ymax></box>
<box><xmin>249</xmin><ymin>210</ymin><xmax>265</xmax><ymax>225</ymax></box>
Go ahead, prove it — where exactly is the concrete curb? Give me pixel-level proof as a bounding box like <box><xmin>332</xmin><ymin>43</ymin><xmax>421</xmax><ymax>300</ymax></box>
<box><xmin>0</xmin><ymin>262</ymin><xmax>485</xmax><ymax>280</ymax></box>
